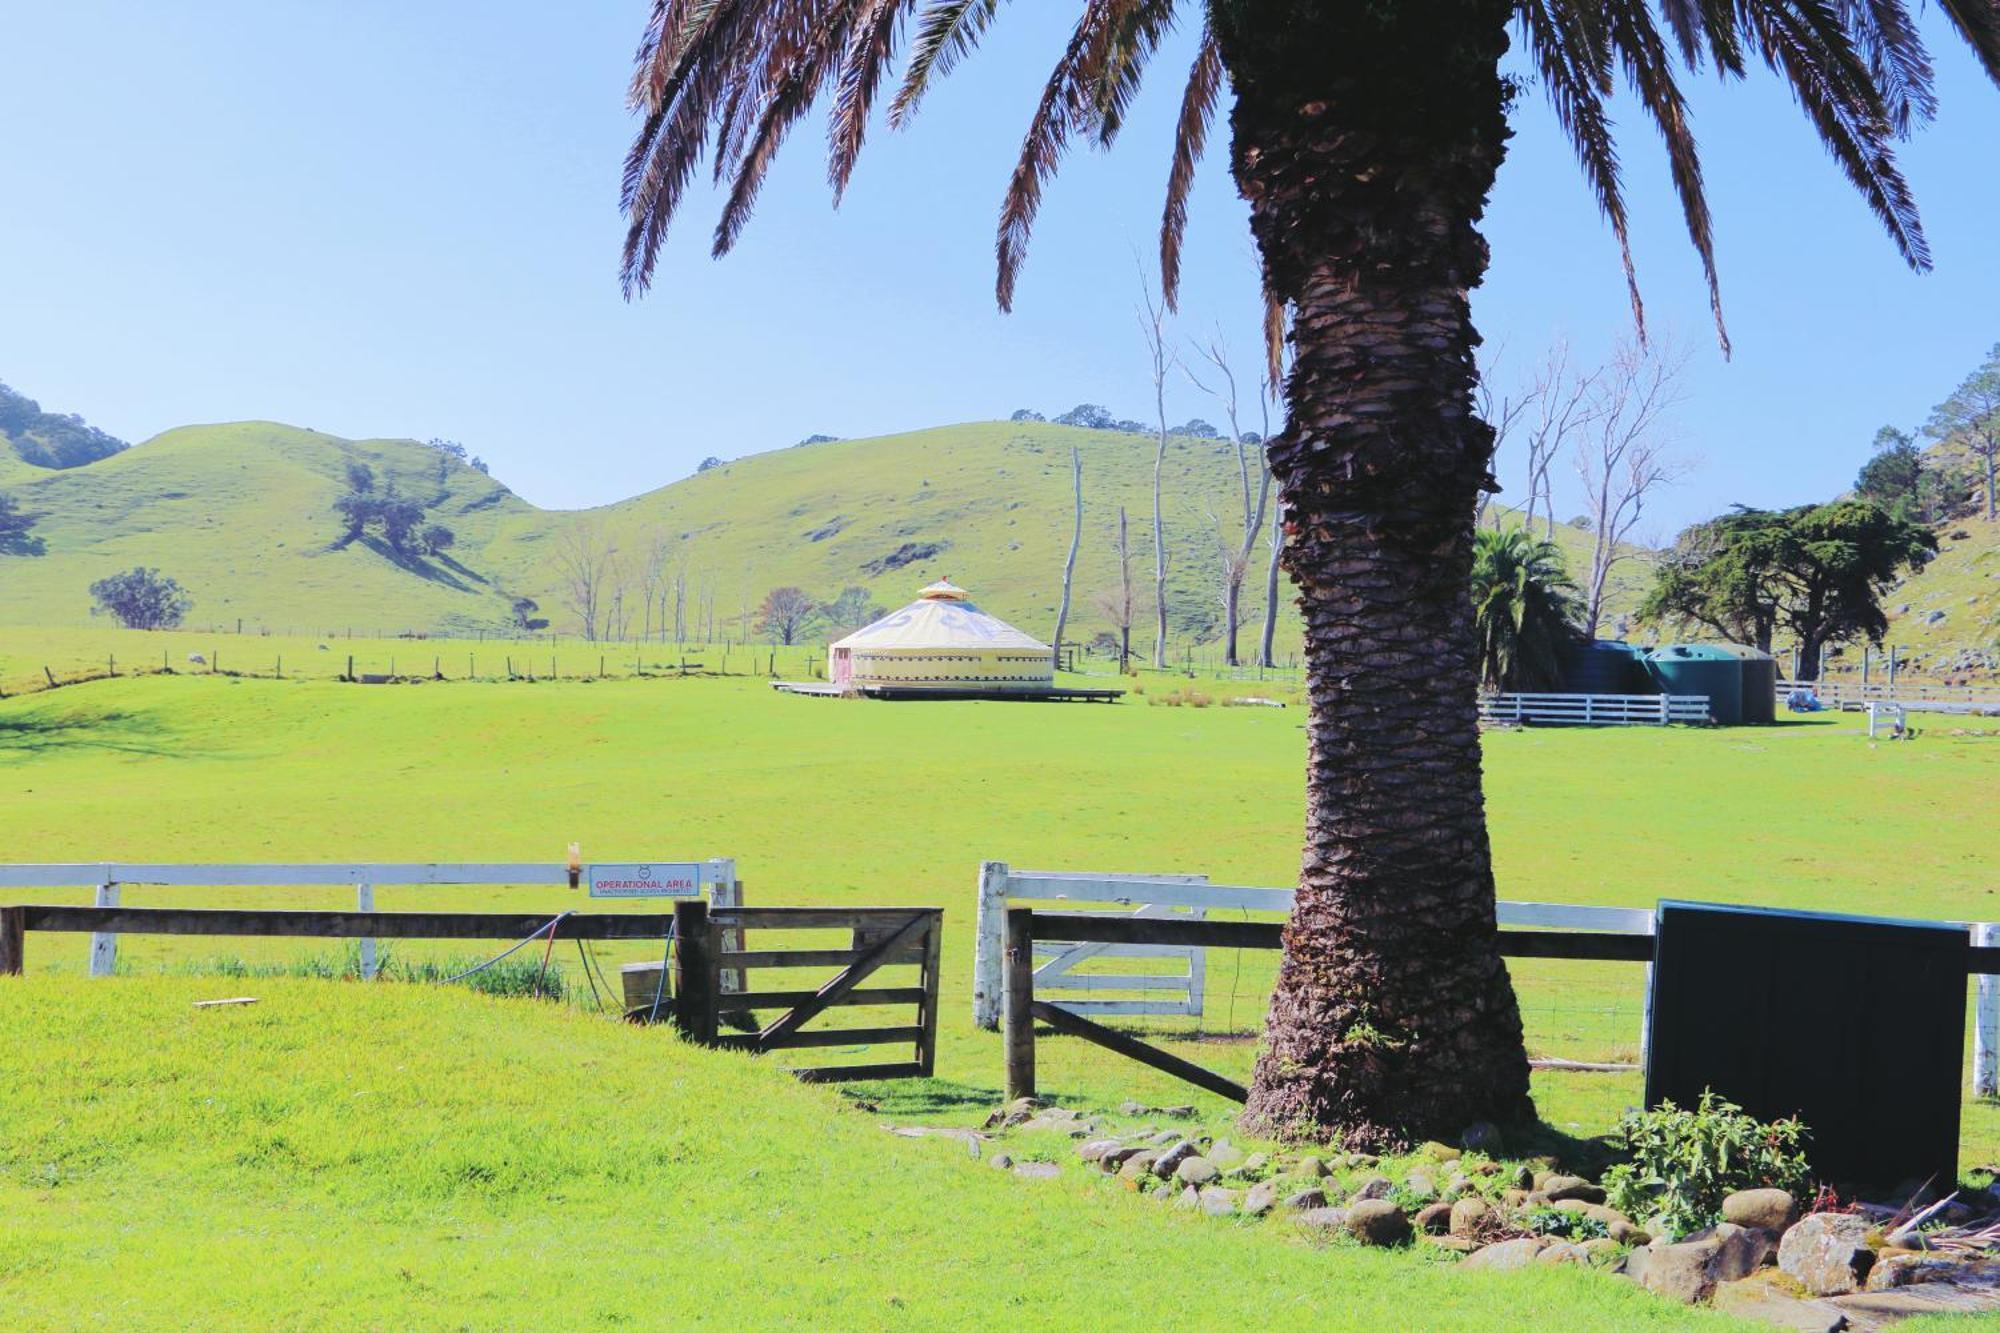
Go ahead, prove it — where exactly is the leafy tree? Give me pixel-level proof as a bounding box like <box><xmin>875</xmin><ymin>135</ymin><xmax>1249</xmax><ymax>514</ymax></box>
<box><xmin>612</xmin><ymin>0</ymin><xmax>2000</xmax><ymax>1146</ymax></box>
<box><xmin>1470</xmin><ymin>529</ymin><xmax>1581</xmax><ymax>691</ymax></box>
<box><xmin>1926</xmin><ymin>343</ymin><xmax>2000</xmax><ymax>522</ymax></box>
<box><xmin>510</xmin><ymin>596</ymin><xmax>550</xmax><ymax>632</ymax></box>
<box><xmin>419</xmin><ymin>523</ymin><xmax>456</xmax><ymax>555</ymax></box>
<box><xmin>1643</xmin><ymin>500</ymin><xmax>1936</xmax><ymax>678</ymax></box>
<box><xmin>426</xmin><ymin>437</ymin><xmax>470</xmax><ymax>462</ymax></box>
<box><xmin>89</xmin><ymin>567</ymin><xmax>191</xmax><ymax>630</ymax></box>
<box><xmin>1009</xmin><ymin>408</ymin><xmax>1046</xmax><ymax>422</ymax></box>
<box><xmin>0</xmin><ymin>492</ymin><xmax>38</xmax><ymax>547</ymax></box>
<box><xmin>1173</xmin><ymin>418</ymin><xmax>1220</xmax><ymax>439</ymax></box>
<box><xmin>755</xmin><ymin>586</ymin><xmax>819</xmax><ymax>645</ymax></box>
<box><xmin>796</xmin><ymin>433</ymin><xmax>841</xmax><ymax>446</ymax></box>
<box><xmin>696</xmin><ymin>456</ymin><xmax>723</xmax><ymax>472</ymax></box>
<box><xmin>1053</xmin><ymin>403</ymin><xmax>1113</xmax><ymax>430</ymax></box>
<box><xmin>1855</xmin><ymin>426</ymin><xmax>1924</xmax><ymax>517</ymax></box>
<box><xmin>820</xmin><ymin>585</ymin><xmax>885</xmax><ymax>635</ymax></box>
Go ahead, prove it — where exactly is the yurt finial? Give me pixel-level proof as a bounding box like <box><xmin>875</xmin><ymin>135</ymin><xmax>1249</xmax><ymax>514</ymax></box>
<box><xmin>918</xmin><ymin>578</ymin><xmax>968</xmax><ymax>602</ymax></box>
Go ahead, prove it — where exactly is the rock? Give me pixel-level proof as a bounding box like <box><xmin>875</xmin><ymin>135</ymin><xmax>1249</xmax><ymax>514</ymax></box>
<box><xmin>1077</xmin><ymin>1139</ymin><xmax>1123</xmax><ymax>1163</ymax></box>
<box><xmin>1500</xmin><ymin>1188</ymin><xmax>1531</xmax><ymax>1210</ymax></box>
<box><xmin>1450</xmin><ymin>1197</ymin><xmax>1498</xmax><ymax>1239</ymax></box>
<box><xmin>1608</xmin><ymin>1219</ymin><xmax>1651</xmax><ymax>1247</ymax></box>
<box><xmin>1415</xmin><ymin>1201</ymin><xmax>1454</xmax><ymax>1235</ymax></box>
<box><xmin>1349</xmin><ymin>1153</ymin><xmax>1381</xmax><ymax>1168</ymax></box>
<box><xmin>1172</xmin><ymin>1184</ymin><xmax>1202</xmax><ymax>1210</ymax></box>
<box><xmin>1579</xmin><ymin>1238</ymin><xmax>1624</xmax><ymax>1269</ymax></box>
<box><xmin>1511</xmin><ymin>1165</ymin><xmax>1535</xmax><ymax>1192</ymax></box>
<box><xmin>1284</xmin><ymin>1188</ymin><xmax>1328</xmax><ymax>1213</ymax></box>
<box><xmin>1460</xmin><ymin>1237</ymin><xmax>1552</xmax><ymax>1271</ymax></box>
<box><xmin>1443</xmin><ymin>1173</ymin><xmax>1472</xmax><ymax>1200</ymax></box>
<box><xmin>1174</xmin><ymin>1156</ymin><xmax>1219</xmax><ymax>1187</ymax></box>
<box><xmin>989</xmin><ymin>1152</ymin><xmax>1014</xmax><ymax>1170</ymax></box>
<box><xmin>1724</xmin><ymin>1188</ymin><xmax>1798</xmax><ymax>1232</ymax></box>
<box><xmin>1420</xmin><ymin>1141</ymin><xmax>1462</xmax><ymax>1163</ymax></box>
<box><xmin>1460</xmin><ymin>1121</ymin><xmax>1506</xmax><ymax>1156</ymax></box>
<box><xmin>1884</xmin><ymin>1226</ymin><xmax>1931</xmax><ymax>1251</ymax></box>
<box><xmin>1243</xmin><ymin>1181</ymin><xmax>1280</xmax><ymax>1217</ymax></box>
<box><xmin>1779</xmin><ymin>1213</ymin><xmax>1877</xmax><ymax>1296</ymax></box>
<box><xmin>1865</xmin><ymin>1253</ymin><xmax>1961</xmax><ymax>1291</ymax></box>
<box><xmin>1543</xmin><ymin>1174</ymin><xmax>1606</xmax><ymax>1204</ymax></box>
<box><xmin>1424</xmin><ymin>1235</ymin><xmax>1481</xmax><ymax>1254</ymax></box>
<box><xmin>984</xmin><ymin>1097</ymin><xmax>1043</xmax><ymax>1129</ymax></box>
<box><xmin>1012</xmin><ymin>1161</ymin><xmax>1061</xmax><ymax>1180</ymax></box>
<box><xmin>1158</xmin><ymin>1105</ymin><xmax>1197</xmax><ymax>1119</ymax></box>
<box><xmin>1199</xmin><ymin>1186</ymin><xmax>1240</xmax><ymax>1217</ymax></box>
<box><xmin>1095</xmin><ymin>1145</ymin><xmax>1145</xmax><ymax>1171</ymax></box>
<box><xmin>1472</xmin><ymin>1160</ymin><xmax>1503</xmax><ymax>1177</ymax></box>
<box><xmin>1403</xmin><ymin>1169</ymin><xmax>1437</xmax><ymax>1201</ymax></box>
<box><xmin>1629</xmin><ymin>1237</ymin><xmax>1727</xmax><ymax>1305</ymax></box>
<box><xmin>1706</xmin><ymin>1223</ymin><xmax>1780</xmax><ymax>1282</ymax></box>
<box><xmin>1020</xmin><ymin>1114</ymin><xmax>1094</xmax><ymax>1137</ymax></box>
<box><xmin>1344</xmin><ymin>1199</ymin><xmax>1412</xmax><ymax>1247</ymax></box>
<box><xmin>1117</xmin><ymin>1151</ymin><xmax>1161</xmax><ymax>1182</ymax></box>
<box><xmin>1536</xmin><ymin>1241</ymin><xmax>1586</xmax><ymax>1266</ymax></box>
<box><xmin>1151</xmin><ymin>1142</ymin><xmax>1198</xmax><ymax>1178</ymax></box>
<box><xmin>1145</xmin><ymin>1129</ymin><xmax>1181</xmax><ymax>1146</ymax></box>
<box><xmin>1293</xmin><ymin>1155</ymin><xmax>1329</xmax><ymax>1179</ymax></box>
<box><xmin>1232</xmin><ymin>1152</ymin><xmax>1269</xmax><ymax>1177</ymax></box>
<box><xmin>1711</xmin><ymin>1276</ymin><xmax>1850</xmax><ymax>1333</ymax></box>
<box><xmin>1352</xmin><ymin>1174</ymin><xmax>1395</xmax><ymax>1202</ymax></box>
<box><xmin>1118</xmin><ymin>1101</ymin><xmax>1150</xmax><ymax>1116</ymax></box>
<box><xmin>1295</xmin><ymin>1206</ymin><xmax>1349</xmax><ymax>1234</ymax></box>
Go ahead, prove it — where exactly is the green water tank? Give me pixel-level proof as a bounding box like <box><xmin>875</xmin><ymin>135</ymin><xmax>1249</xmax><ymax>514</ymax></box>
<box><xmin>1713</xmin><ymin>643</ymin><xmax>1778</xmax><ymax>724</ymax></box>
<box><xmin>1645</xmin><ymin>644</ymin><xmax>1744</xmax><ymax>724</ymax></box>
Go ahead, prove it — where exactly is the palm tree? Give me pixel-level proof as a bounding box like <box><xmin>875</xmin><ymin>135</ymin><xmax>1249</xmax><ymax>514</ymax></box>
<box><xmin>1471</xmin><ymin>528</ymin><xmax>1582</xmax><ymax>692</ymax></box>
<box><xmin>615</xmin><ymin>1</ymin><xmax>2000</xmax><ymax>1146</ymax></box>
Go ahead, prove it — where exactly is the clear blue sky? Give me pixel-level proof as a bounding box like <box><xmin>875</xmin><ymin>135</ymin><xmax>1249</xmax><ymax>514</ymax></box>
<box><xmin>5</xmin><ymin>1</ymin><xmax>1998</xmax><ymax>533</ymax></box>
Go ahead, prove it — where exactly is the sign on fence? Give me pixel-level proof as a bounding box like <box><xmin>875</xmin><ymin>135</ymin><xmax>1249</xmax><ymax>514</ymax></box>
<box><xmin>587</xmin><ymin>862</ymin><xmax>705</xmax><ymax>898</ymax></box>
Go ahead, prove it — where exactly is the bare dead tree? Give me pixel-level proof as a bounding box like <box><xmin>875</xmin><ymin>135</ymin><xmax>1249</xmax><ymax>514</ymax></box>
<box><xmin>1523</xmin><ymin>342</ymin><xmax>1599</xmax><ymax>539</ymax></box>
<box><xmin>1474</xmin><ymin>345</ymin><xmax>1533</xmax><ymax>529</ymax></box>
<box><xmin>1052</xmin><ymin>444</ymin><xmax>1082</xmax><ymax>668</ymax></box>
<box><xmin>1094</xmin><ymin>505</ymin><xmax>1138</xmax><ymax>673</ymax></box>
<box><xmin>1138</xmin><ymin>268</ymin><xmax>1177</xmax><ymax>670</ymax></box>
<box><xmin>640</xmin><ymin>534</ymin><xmax>673</xmax><ymax>642</ymax></box>
<box><xmin>1186</xmin><ymin>331</ymin><xmax>1272</xmax><ymax>667</ymax></box>
<box><xmin>1574</xmin><ymin>337</ymin><xmax>1691</xmax><ymax>638</ymax></box>
<box><xmin>553</xmin><ymin>522</ymin><xmax>615</xmax><ymax>641</ymax></box>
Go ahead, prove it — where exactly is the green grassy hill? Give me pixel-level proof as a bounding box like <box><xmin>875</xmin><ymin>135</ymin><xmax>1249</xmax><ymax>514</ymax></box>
<box><xmin>0</xmin><ymin>418</ymin><xmax>1641</xmax><ymax>652</ymax></box>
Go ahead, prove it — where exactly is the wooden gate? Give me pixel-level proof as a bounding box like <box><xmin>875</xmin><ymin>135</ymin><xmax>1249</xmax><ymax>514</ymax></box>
<box><xmin>670</xmin><ymin>900</ymin><xmax>941</xmax><ymax>1083</ymax></box>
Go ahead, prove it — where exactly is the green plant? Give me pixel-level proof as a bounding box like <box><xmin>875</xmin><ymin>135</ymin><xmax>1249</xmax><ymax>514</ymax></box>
<box><xmin>1520</xmin><ymin>1205</ymin><xmax>1609</xmax><ymax>1241</ymax></box>
<box><xmin>1601</xmin><ymin>1091</ymin><xmax>1811</xmax><ymax>1239</ymax></box>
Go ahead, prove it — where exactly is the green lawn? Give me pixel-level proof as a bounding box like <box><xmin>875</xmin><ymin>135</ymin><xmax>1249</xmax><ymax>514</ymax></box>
<box><xmin>2</xmin><ymin>675</ymin><xmax>1998</xmax><ymax>1325</ymax></box>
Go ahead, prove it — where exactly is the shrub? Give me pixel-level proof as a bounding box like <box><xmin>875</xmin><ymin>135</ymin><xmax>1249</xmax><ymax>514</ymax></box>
<box><xmin>1520</xmin><ymin>1206</ymin><xmax>1609</xmax><ymax>1240</ymax></box>
<box><xmin>89</xmin><ymin>567</ymin><xmax>192</xmax><ymax>630</ymax></box>
<box><xmin>1601</xmin><ymin>1091</ymin><xmax>1811</xmax><ymax>1239</ymax></box>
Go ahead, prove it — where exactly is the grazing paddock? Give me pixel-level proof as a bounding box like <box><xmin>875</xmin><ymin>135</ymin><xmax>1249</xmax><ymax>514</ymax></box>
<box><xmin>2</xmin><ymin>673</ymin><xmax>1998</xmax><ymax>1161</ymax></box>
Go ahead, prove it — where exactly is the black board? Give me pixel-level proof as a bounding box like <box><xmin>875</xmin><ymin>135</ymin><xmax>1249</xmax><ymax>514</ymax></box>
<box><xmin>1645</xmin><ymin>900</ymin><xmax>1965</xmax><ymax>1192</ymax></box>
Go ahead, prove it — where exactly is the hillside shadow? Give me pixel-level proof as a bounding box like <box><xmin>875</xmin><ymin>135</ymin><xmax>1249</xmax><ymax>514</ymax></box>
<box><xmin>354</xmin><ymin>535</ymin><xmax>478</xmax><ymax>591</ymax></box>
<box><xmin>0</xmin><ymin>708</ymin><xmax>186</xmax><ymax>760</ymax></box>
<box><xmin>0</xmin><ymin>532</ymin><xmax>46</xmax><ymax>556</ymax></box>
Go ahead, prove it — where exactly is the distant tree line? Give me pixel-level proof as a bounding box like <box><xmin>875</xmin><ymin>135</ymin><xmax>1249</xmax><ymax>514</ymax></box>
<box><xmin>0</xmin><ymin>380</ymin><xmax>128</xmax><ymax>469</ymax></box>
<box><xmin>1011</xmin><ymin>404</ymin><xmax>1246</xmax><ymax>443</ymax></box>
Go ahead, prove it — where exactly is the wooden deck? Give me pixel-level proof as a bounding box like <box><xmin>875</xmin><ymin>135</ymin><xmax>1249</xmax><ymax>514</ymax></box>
<box><xmin>771</xmin><ymin>681</ymin><xmax>1122</xmax><ymax>703</ymax></box>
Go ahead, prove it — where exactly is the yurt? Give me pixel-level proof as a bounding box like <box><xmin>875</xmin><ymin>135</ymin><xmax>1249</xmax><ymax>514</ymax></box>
<box><xmin>828</xmin><ymin>579</ymin><xmax>1055</xmax><ymax>695</ymax></box>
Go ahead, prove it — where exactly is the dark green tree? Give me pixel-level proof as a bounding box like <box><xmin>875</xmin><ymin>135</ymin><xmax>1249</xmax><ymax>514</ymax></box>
<box><xmin>613</xmin><ymin>0</ymin><xmax>2000</xmax><ymax>1145</ymax></box>
<box><xmin>0</xmin><ymin>492</ymin><xmax>38</xmax><ymax>547</ymax></box>
<box><xmin>1470</xmin><ymin>529</ymin><xmax>1581</xmax><ymax>691</ymax></box>
<box><xmin>1643</xmin><ymin>501</ymin><xmax>1936</xmax><ymax>679</ymax></box>
<box><xmin>89</xmin><ymin>567</ymin><xmax>192</xmax><ymax>630</ymax></box>
<box><xmin>1854</xmin><ymin>426</ymin><xmax>1925</xmax><ymax>520</ymax></box>
<box><xmin>1926</xmin><ymin>343</ymin><xmax>2000</xmax><ymax>522</ymax></box>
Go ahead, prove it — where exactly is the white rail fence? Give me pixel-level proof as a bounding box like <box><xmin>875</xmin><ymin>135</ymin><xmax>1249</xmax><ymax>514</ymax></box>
<box><xmin>973</xmin><ymin>863</ymin><xmax>2000</xmax><ymax>1093</ymax></box>
<box><xmin>1479</xmin><ymin>692</ymin><xmax>1709</xmax><ymax>725</ymax></box>
<box><xmin>1778</xmin><ymin>678</ymin><xmax>2000</xmax><ymax>716</ymax></box>
<box><xmin>0</xmin><ymin>860</ymin><xmax>740</xmax><ymax>980</ymax></box>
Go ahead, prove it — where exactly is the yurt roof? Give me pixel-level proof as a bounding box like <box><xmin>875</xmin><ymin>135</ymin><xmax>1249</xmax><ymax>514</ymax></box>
<box><xmin>832</xmin><ymin>580</ymin><xmax>1050</xmax><ymax>652</ymax></box>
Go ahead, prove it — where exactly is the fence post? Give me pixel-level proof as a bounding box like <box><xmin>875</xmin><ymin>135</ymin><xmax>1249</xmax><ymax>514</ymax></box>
<box><xmin>1004</xmin><ymin>906</ymin><xmax>1036</xmax><ymax>1101</ymax></box>
<box><xmin>0</xmin><ymin>905</ymin><xmax>23</xmax><ymax>975</ymax></box>
<box><xmin>90</xmin><ymin>873</ymin><xmax>119</xmax><ymax>977</ymax></box>
<box><xmin>706</xmin><ymin>858</ymin><xmax>742</xmax><ymax>1001</ymax></box>
<box><xmin>356</xmin><ymin>881</ymin><xmax>377</xmax><ymax>979</ymax></box>
<box><xmin>672</xmin><ymin>899</ymin><xmax>717</xmax><ymax>1045</ymax></box>
<box><xmin>1638</xmin><ymin>916</ymin><xmax>1659</xmax><ymax>1071</ymax></box>
<box><xmin>973</xmin><ymin>861</ymin><xmax>1010</xmax><ymax>1030</ymax></box>
<box><xmin>1976</xmin><ymin>922</ymin><xmax>2000</xmax><ymax>1096</ymax></box>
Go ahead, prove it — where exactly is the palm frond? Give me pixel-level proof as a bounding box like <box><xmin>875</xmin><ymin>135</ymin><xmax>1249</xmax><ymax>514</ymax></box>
<box><xmin>1937</xmin><ymin>0</ymin><xmax>2000</xmax><ymax>85</ymax></box>
<box><xmin>1092</xmin><ymin>0</ymin><xmax>1180</xmax><ymax>147</ymax></box>
<box><xmin>829</xmin><ymin>0</ymin><xmax>916</xmax><ymax>201</ymax></box>
<box><xmin>1159</xmin><ymin>24</ymin><xmax>1221</xmax><ymax>310</ymax></box>
<box><xmin>994</xmin><ymin>0</ymin><xmax>1120</xmax><ymax>311</ymax></box>
<box><xmin>889</xmin><ymin>0</ymin><xmax>1005</xmax><ymax>128</ymax></box>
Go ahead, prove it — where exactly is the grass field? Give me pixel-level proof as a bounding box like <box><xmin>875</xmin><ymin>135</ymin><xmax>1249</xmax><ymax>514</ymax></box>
<box><xmin>3</xmin><ymin>674</ymin><xmax>1999</xmax><ymax>1326</ymax></box>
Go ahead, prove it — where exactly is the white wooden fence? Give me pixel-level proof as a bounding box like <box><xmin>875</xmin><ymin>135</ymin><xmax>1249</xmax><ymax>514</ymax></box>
<box><xmin>974</xmin><ymin>863</ymin><xmax>2000</xmax><ymax>1093</ymax></box>
<box><xmin>0</xmin><ymin>860</ymin><xmax>739</xmax><ymax>979</ymax></box>
<box><xmin>1479</xmin><ymin>692</ymin><xmax>1709</xmax><ymax>725</ymax></box>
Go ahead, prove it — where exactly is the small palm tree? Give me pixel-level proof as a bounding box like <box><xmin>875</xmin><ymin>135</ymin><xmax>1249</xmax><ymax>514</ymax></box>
<box><xmin>614</xmin><ymin>0</ymin><xmax>2000</xmax><ymax>1145</ymax></box>
<box><xmin>1471</xmin><ymin>529</ymin><xmax>1582</xmax><ymax>692</ymax></box>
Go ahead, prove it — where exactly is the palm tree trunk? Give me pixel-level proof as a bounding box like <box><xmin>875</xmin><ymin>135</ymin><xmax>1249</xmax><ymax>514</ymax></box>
<box><xmin>1216</xmin><ymin>0</ymin><xmax>1531</xmax><ymax>1146</ymax></box>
